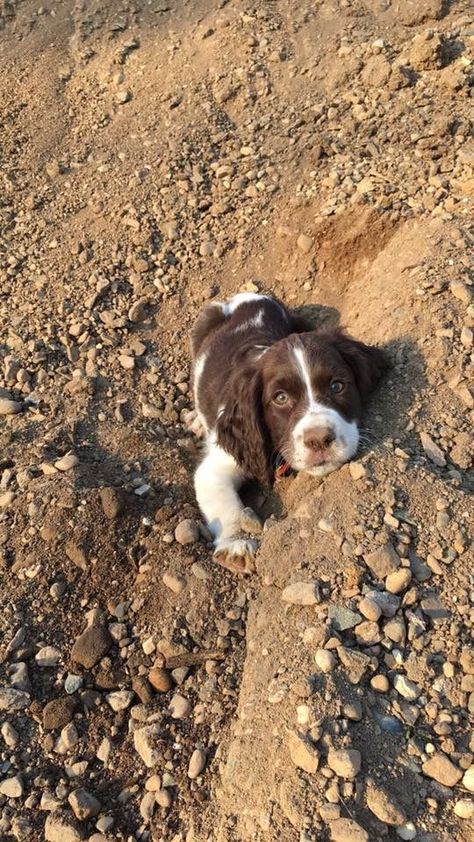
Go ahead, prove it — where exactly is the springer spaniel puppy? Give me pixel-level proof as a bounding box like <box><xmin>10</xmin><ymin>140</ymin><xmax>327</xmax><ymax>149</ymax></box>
<box><xmin>191</xmin><ymin>293</ymin><xmax>388</xmax><ymax>573</ymax></box>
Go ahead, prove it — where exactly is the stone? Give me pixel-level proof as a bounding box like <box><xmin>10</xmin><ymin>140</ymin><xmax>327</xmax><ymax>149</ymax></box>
<box><xmin>357</xmin><ymin>177</ymin><xmax>374</xmax><ymax>194</ymax></box>
<box><xmin>281</xmin><ymin>581</ymin><xmax>320</xmax><ymax>606</ymax></box>
<box><xmin>327</xmin><ymin>748</ymin><xmax>361</xmax><ymax>779</ymax></box>
<box><xmin>355</xmin><ymin>621</ymin><xmax>382</xmax><ymax>646</ymax></box>
<box><xmin>421</xmin><ymin>596</ymin><xmax>449</xmax><ymax>620</ymax></box>
<box><xmin>366</xmin><ymin>782</ymin><xmax>406</xmax><ymax>825</ymax></box>
<box><xmin>43</xmin><ymin>697</ymin><xmax>76</xmax><ymax>731</ymax></box>
<box><xmin>384</xmin><ymin>617</ymin><xmax>406</xmax><ymax>644</ymax></box>
<box><xmin>450</xmin><ymin>280</ymin><xmax>472</xmax><ymax>305</ymax></box>
<box><xmin>420</xmin><ymin>433</ymin><xmax>446</xmax><ymax>467</ymax></box>
<box><xmin>297</xmin><ymin>233</ymin><xmax>313</xmax><ymax>253</ymax></box>
<box><xmin>454</xmin><ymin>799</ymin><xmax>474</xmax><ymax>819</ymax></box>
<box><xmin>328</xmin><ymin>605</ymin><xmax>362</xmax><ymax>631</ymax></box>
<box><xmin>364</xmin><ymin>543</ymin><xmax>400</xmax><ymax>579</ymax></box>
<box><xmin>140</xmin><ymin>791</ymin><xmax>156</xmax><ymax>821</ymax></box>
<box><xmin>366</xmin><ymin>590</ymin><xmax>400</xmax><ymax>618</ymax></box>
<box><xmin>393</xmin><ymin>674</ymin><xmax>421</xmax><ymax>700</ymax></box>
<box><xmin>422</xmin><ymin>753</ymin><xmax>463</xmax><ymax>787</ymax></box>
<box><xmin>99</xmin><ymin>487</ymin><xmax>125</xmax><ymax>519</ymax></box>
<box><xmin>385</xmin><ymin>569</ymin><xmax>412</xmax><ymax>594</ymax></box>
<box><xmin>315</xmin><ymin>649</ymin><xmax>336</xmax><ymax>673</ymax></box>
<box><xmin>55</xmin><ymin>453</ymin><xmax>79</xmax><ymax>471</ymax></box>
<box><xmin>162</xmin><ymin>571</ymin><xmax>186</xmax><ymax>594</ymax></box>
<box><xmin>35</xmin><ymin>646</ymin><xmax>61</xmax><ymax>667</ymax></box>
<box><xmin>71</xmin><ymin>626</ymin><xmax>113</xmax><ymax>668</ymax></box>
<box><xmin>349</xmin><ymin>461</ymin><xmax>367</xmax><ymax>480</ymax></box>
<box><xmin>396</xmin><ymin>823</ymin><xmax>417</xmax><ymax>840</ymax></box>
<box><xmin>134</xmin><ymin>725</ymin><xmax>161</xmax><ymax>767</ymax></box>
<box><xmin>68</xmin><ymin>788</ymin><xmax>102</xmax><ymax>820</ymax></box>
<box><xmin>148</xmin><ymin>668</ymin><xmax>173</xmax><ymax>693</ymax></box>
<box><xmin>45</xmin><ymin>811</ymin><xmax>84</xmax><ymax>842</ymax></box>
<box><xmin>169</xmin><ymin>693</ymin><xmax>191</xmax><ymax>719</ymax></box>
<box><xmin>145</xmin><ymin>775</ymin><xmax>162</xmax><ymax>792</ymax></box>
<box><xmin>370</xmin><ymin>675</ymin><xmax>389</xmax><ymax>693</ymax></box>
<box><xmin>188</xmin><ymin>748</ymin><xmax>207</xmax><ymax>779</ymax></box>
<box><xmin>337</xmin><ymin>646</ymin><xmax>372</xmax><ymax>684</ymax></box>
<box><xmin>174</xmin><ymin>519</ymin><xmax>199</xmax><ymax>545</ymax></box>
<box><xmin>65</xmin><ymin>542</ymin><xmax>88</xmax><ymax>571</ymax></box>
<box><xmin>0</xmin><ymin>775</ymin><xmax>23</xmax><ymax>798</ymax></box>
<box><xmin>1</xmin><ymin>721</ymin><xmax>19</xmax><ymax>747</ymax></box>
<box><xmin>330</xmin><ymin>818</ymin><xmax>368</xmax><ymax>842</ymax></box>
<box><xmin>0</xmin><ymin>398</ymin><xmax>22</xmax><ymax>415</ymax></box>
<box><xmin>106</xmin><ymin>690</ymin><xmax>134</xmax><ymax>711</ymax></box>
<box><xmin>0</xmin><ymin>688</ymin><xmax>30</xmax><ymax>711</ymax></box>
<box><xmin>462</xmin><ymin>766</ymin><xmax>474</xmax><ymax>792</ymax></box>
<box><xmin>288</xmin><ymin>731</ymin><xmax>319</xmax><ymax>774</ymax></box>
<box><xmin>358</xmin><ymin>596</ymin><xmax>382</xmax><ymax>621</ymax></box>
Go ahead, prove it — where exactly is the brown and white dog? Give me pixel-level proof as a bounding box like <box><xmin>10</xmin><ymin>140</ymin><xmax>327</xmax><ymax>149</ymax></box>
<box><xmin>190</xmin><ymin>293</ymin><xmax>388</xmax><ymax>572</ymax></box>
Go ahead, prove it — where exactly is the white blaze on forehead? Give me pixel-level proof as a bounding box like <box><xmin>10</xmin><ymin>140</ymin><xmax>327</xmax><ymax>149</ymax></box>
<box><xmin>292</xmin><ymin>340</ymin><xmax>315</xmax><ymax>407</ymax></box>
<box><xmin>223</xmin><ymin>292</ymin><xmax>268</xmax><ymax>317</ymax></box>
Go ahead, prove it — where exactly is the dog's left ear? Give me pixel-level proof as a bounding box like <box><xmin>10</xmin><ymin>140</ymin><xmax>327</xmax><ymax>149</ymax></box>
<box><xmin>330</xmin><ymin>329</ymin><xmax>390</xmax><ymax>399</ymax></box>
<box><xmin>216</xmin><ymin>367</ymin><xmax>272</xmax><ymax>487</ymax></box>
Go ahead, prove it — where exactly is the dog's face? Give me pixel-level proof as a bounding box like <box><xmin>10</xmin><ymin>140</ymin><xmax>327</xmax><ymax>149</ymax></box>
<box><xmin>216</xmin><ymin>327</ymin><xmax>388</xmax><ymax>485</ymax></box>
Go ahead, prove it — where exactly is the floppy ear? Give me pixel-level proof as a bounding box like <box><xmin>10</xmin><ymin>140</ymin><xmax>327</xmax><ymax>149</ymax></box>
<box><xmin>329</xmin><ymin>329</ymin><xmax>390</xmax><ymax>399</ymax></box>
<box><xmin>216</xmin><ymin>368</ymin><xmax>272</xmax><ymax>486</ymax></box>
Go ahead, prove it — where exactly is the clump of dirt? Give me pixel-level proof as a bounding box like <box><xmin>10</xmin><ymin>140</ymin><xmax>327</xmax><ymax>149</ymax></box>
<box><xmin>0</xmin><ymin>1</ymin><xmax>473</xmax><ymax>842</ymax></box>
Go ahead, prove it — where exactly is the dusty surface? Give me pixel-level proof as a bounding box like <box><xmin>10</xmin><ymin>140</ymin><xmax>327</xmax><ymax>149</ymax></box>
<box><xmin>0</xmin><ymin>1</ymin><xmax>473</xmax><ymax>841</ymax></box>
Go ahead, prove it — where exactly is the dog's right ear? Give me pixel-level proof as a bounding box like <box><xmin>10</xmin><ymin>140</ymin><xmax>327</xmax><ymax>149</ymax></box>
<box><xmin>190</xmin><ymin>303</ymin><xmax>226</xmax><ymax>359</ymax></box>
<box><xmin>216</xmin><ymin>367</ymin><xmax>272</xmax><ymax>487</ymax></box>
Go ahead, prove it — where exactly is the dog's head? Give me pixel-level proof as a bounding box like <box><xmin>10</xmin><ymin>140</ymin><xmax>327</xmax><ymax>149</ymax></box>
<box><xmin>216</xmin><ymin>328</ymin><xmax>389</xmax><ymax>484</ymax></box>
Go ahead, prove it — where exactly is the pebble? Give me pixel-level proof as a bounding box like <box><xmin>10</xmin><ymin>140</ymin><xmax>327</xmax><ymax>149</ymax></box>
<box><xmin>169</xmin><ymin>693</ymin><xmax>191</xmax><ymax>719</ymax></box>
<box><xmin>174</xmin><ymin>519</ymin><xmax>199</xmax><ymax>544</ymax></box>
<box><xmin>43</xmin><ymin>697</ymin><xmax>76</xmax><ymax>730</ymax></box>
<box><xmin>355</xmin><ymin>620</ymin><xmax>381</xmax><ymax>646</ymax></box>
<box><xmin>462</xmin><ymin>765</ymin><xmax>474</xmax><ymax>792</ymax></box>
<box><xmin>343</xmin><ymin>702</ymin><xmax>362</xmax><ymax>721</ymax></box>
<box><xmin>393</xmin><ymin>674</ymin><xmax>421</xmax><ymax>700</ymax></box>
<box><xmin>330</xmin><ymin>818</ymin><xmax>368</xmax><ymax>842</ymax></box>
<box><xmin>65</xmin><ymin>674</ymin><xmax>83</xmax><ymax>695</ymax></box>
<box><xmin>140</xmin><ymin>791</ymin><xmax>156</xmax><ymax>821</ymax></box>
<box><xmin>420</xmin><ymin>432</ymin><xmax>446</xmax><ymax>467</ymax></box>
<box><xmin>35</xmin><ymin>646</ymin><xmax>61</xmax><ymax>667</ymax></box>
<box><xmin>366</xmin><ymin>590</ymin><xmax>400</xmax><ymax>618</ymax></box>
<box><xmin>1</xmin><ymin>721</ymin><xmax>19</xmax><ymax>747</ymax></box>
<box><xmin>68</xmin><ymin>788</ymin><xmax>102</xmax><ymax>820</ymax></box>
<box><xmin>0</xmin><ymin>398</ymin><xmax>22</xmax><ymax>415</ymax></box>
<box><xmin>349</xmin><ymin>461</ymin><xmax>367</xmax><ymax>480</ymax></box>
<box><xmin>385</xmin><ymin>568</ymin><xmax>412</xmax><ymax>594</ymax></box>
<box><xmin>134</xmin><ymin>725</ymin><xmax>161</xmax><ymax>767</ymax></box>
<box><xmin>315</xmin><ymin>649</ymin><xmax>336</xmax><ymax>673</ymax></box>
<box><xmin>364</xmin><ymin>543</ymin><xmax>400</xmax><ymax>579</ymax></box>
<box><xmin>450</xmin><ymin>279</ymin><xmax>472</xmax><ymax>305</ymax></box>
<box><xmin>188</xmin><ymin>748</ymin><xmax>207</xmax><ymax>779</ymax></box>
<box><xmin>162</xmin><ymin>570</ymin><xmax>186</xmax><ymax>594</ymax></box>
<box><xmin>145</xmin><ymin>775</ymin><xmax>161</xmax><ymax>792</ymax></box>
<box><xmin>454</xmin><ymin>798</ymin><xmax>474</xmax><ymax>819</ymax></box>
<box><xmin>54</xmin><ymin>453</ymin><xmax>80</xmax><ymax>471</ymax></box>
<box><xmin>358</xmin><ymin>596</ymin><xmax>382</xmax><ymax>621</ymax></box>
<box><xmin>45</xmin><ymin>811</ymin><xmax>84</xmax><ymax>842</ymax></box>
<box><xmin>396</xmin><ymin>823</ymin><xmax>417</xmax><ymax>840</ymax></box>
<box><xmin>384</xmin><ymin>616</ymin><xmax>406</xmax><ymax>644</ymax></box>
<box><xmin>327</xmin><ymin>748</ymin><xmax>361</xmax><ymax>779</ymax></box>
<box><xmin>297</xmin><ymin>233</ymin><xmax>313</xmax><ymax>253</ymax></box>
<box><xmin>71</xmin><ymin>626</ymin><xmax>113</xmax><ymax>669</ymax></box>
<box><xmin>99</xmin><ymin>487</ymin><xmax>125</xmax><ymax>520</ymax></box>
<box><xmin>288</xmin><ymin>730</ymin><xmax>319</xmax><ymax>774</ymax></box>
<box><xmin>366</xmin><ymin>782</ymin><xmax>406</xmax><ymax>825</ymax></box>
<box><xmin>148</xmin><ymin>667</ymin><xmax>173</xmax><ymax>693</ymax></box>
<box><xmin>0</xmin><ymin>688</ymin><xmax>30</xmax><ymax>711</ymax></box>
<box><xmin>328</xmin><ymin>605</ymin><xmax>362</xmax><ymax>631</ymax></box>
<box><xmin>281</xmin><ymin>581</ymin><xmax>320</xmax><ymax>606</ymax></box>
<box><xmin>370</xmin><ymin>675</ymin><xmax>389</xmax><ymax>693</ymax></box>
<box><xmin>106</xmin><ymin>690</ymin><xmax>134</xmax><ymax>711</ymax></box>
<box><xmin>0</xmin><ymin>775</ymin><xmax>23</xmax><ymax>798</ymax></box>
<box><xmin>422</xmin><ymin>753</ymin><xmax>463</xmax><ymax>787</ymax></box>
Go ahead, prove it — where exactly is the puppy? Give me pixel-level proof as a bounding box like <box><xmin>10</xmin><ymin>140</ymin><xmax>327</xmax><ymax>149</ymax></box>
<box><xmin>190</xmin><ymin>293</ymin><xmax>388</xmax><ymax>572</ymax></box>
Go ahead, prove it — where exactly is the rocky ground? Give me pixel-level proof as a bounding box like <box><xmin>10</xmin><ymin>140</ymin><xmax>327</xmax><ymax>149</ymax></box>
<box><xmin>0</xmin><ymin>0</ymin><xmax>473</xmax><ymax>840</ymax></box>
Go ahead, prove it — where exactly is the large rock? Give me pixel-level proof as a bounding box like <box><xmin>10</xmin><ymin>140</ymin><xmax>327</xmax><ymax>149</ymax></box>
<box><xmin>366</xmin><ymin>781</ymin><xmax>406</xmax><ymax>825</ymax></box>
<box><xmin>422</xmin><ymin>753</ymin><xmax>463</xmax><ymax>787</ymax></box>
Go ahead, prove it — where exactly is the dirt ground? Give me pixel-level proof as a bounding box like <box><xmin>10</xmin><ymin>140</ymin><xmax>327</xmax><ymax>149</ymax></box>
<box><xmin>0</xmin><ymin>1</ymin><xmax>473</xmax><ymax>841</ymax></box>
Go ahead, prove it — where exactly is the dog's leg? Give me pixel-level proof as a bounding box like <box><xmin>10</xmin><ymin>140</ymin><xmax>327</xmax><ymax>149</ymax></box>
<box><xmin>194</xmin><ymin>441</ymin><xmax>256</xmax><ymax>574</ymax></box>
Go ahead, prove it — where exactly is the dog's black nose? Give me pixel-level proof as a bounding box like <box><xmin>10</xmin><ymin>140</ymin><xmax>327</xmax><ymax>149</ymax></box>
<box><xmin>303</xmin><ymin>426</ymin><xmax>335</xmax><ymax>451</ymax></box>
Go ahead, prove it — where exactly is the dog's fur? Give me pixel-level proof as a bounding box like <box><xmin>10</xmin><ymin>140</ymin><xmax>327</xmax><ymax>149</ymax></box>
<box><xmin>190</xmin><ymin>293</ymin><xmax>388</xmax><ymax>572</ymax></box>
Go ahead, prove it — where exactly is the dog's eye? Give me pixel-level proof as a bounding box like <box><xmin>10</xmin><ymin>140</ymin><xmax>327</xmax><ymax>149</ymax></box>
<box><xmin>273</xmin><ymin>391</ymin><xmax>289</xmax><ymax>406</ymax></box>
<box><xmin>330</xmin><ymin>380</ymin><xmax>345</xmax><ymax>394</ymax></box>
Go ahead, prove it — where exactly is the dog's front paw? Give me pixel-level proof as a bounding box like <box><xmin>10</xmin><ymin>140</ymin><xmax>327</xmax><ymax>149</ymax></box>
<box><xmin>213</xmin><ymin>538</ymin><xmax>257</xmax><ymax>574</ymax></box>
<box><xmin>183</xmin><ymin>409</ymin><xmax>206</xmax><ymax>438</ymax></box>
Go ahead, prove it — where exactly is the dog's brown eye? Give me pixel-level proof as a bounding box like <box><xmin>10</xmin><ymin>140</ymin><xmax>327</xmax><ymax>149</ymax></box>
<box><xmin>330</xmin><ymin>380</ymin><xmax>345</xmax><ymax>394</ymax></box>
<box><xmin>273</xmin><ymin>391</ymin><xmax>289</xmax><ymax>406</ymax></box>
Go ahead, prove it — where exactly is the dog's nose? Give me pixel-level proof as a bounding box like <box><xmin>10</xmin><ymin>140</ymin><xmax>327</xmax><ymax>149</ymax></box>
<box><xmin>303</xmin><ymin>426</ymin><xmax>335</xmax><ymax>451</ymax></box>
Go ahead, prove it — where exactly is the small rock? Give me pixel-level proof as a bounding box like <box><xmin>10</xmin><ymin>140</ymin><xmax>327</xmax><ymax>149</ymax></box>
<box><xmin>365</xmin><ymin>543</ymin><xmax>400</xmax><ymax>579</ymax></box>
<box><xmin>55</xmin><ymin>453</ymin><xmax>79</xmax><ymax>471</ymax></box>
<box><xmin>420</xmin><ymin>432</ymin><xmax>446</xmax><ymax>467</ymax></box>
<box><xmin>169</xmin><ymin>693</ymin><xmax>191</xmax><ymax>719</ymax></box>
<box><xmin>297</xmin><ymin>233</ymin><xmax>313</xmax><ymax>253</ymax></box>
<box><xmin>0</xmin><ymin>688</ymin><xmax>30</xmax><ymax>711</ymax></box>
<box><xmin>454</xmin><ymin>798</ymin><xmax>474</xmax><ymax>819</ymax></box>
<box><xmin>45</xmin><ymin>811</ymin><xmax>84</xmax><ymax>842</ymax></box>
<box><xmin>71</xmin><ymin>626</ymin><xmax>113</xmax><ymax>669</ymax></box>
<box><xmin>188</xmin><ymin>748</ymin><xmax>207</xmax><ymax>779</ymax></box>
<box><xmin>450</xmin><ymin>279</ymin><xmax>472</xmax><ymax>305</ymax></box>
<box><xmin>337</xmin><ymin>646</ymin><xmax>372</xmax><ymax>684</ymax></box>
<box><xmin>65</xmin><ymin>542</ymin><xmax>88</xmax><ymax>571</ymax></box>
<box><xmin>358</xmin><ymin>596</ymin><xmax>382</xmax><ymax>621</ymax></box>
<box><xmin>355</xmin><ymin>621</ymin><xmax>381</xmax><ymax>646</ymax></box>
<box><xmin>349</xmin><ymin>461</ymin><xmax>367</xmax><ymax>480</ymax></box>
<box><xmin>99</xmin><ymin>487</ymin><xmax>125</xmax><ymax>519</ymax></box>
<box><xmin>148</xmin><ymin>668</ymin><xmax>173</xmax><ymax>693</ymax></box>
<box><xmin>328</xmin><ymin>605</ymin><xmax>362</xmax><ymax>631</ymax></box>
<box><xmin>43</xmin><ymin>697</ymin><xmax>76</xmax><ymax>730</ymax></box>
<box><xmin>384</xmin><ymin>616</ymin><xmax>406</xmax><ymax>644</ymax></box>
<box><xmin>35</xmin><ymin>646</ymin><xmax>61</xmax><ymax>667</ymax></box>
<box><xmin>174</xmin><ymin>519</ymin><xmax>199</xmax><ymax>545</ymax></box>
<box><xmin>162</xmin><ymin>571</ymin><xmax>186</xmax><ymax>594</ymax></box>
<box><xmin>106</xmin><ymin>690</ymin><xmax>134</xmax><ymax>712</ymax></box>
<box><xmin>370</xmin><ymin>675</ymin><xmax>389</xmax><ymax>693</ymax></box>
<box><xmin>462</xmin><ymin>765</ymin><xmax>474</xmax><ymax>792</ymax></box>
<box><xmin>385</xmin><ymin>569</ymin><xmax>412</xmax><ymax>594</ymax></box>
<box><xmin>288</xmin><ymin>731</ymin><xmax>319</xmax><ymax>774</ymax></box>
<box><xmin>68</xmin><ymin>788</ymin><xmax>101</xmax><ymax>820</ymax></box>
<box><xmin>393</xmin><ymin>674</ymin><xmax>421</xmax><ymax>700</ymax></box>
<box><xmin>281</xmin><ymin>581</ymin><xmax>320</xmax><ymax>606</ymax></box>
<box><xmin>134</xmin><ymin>725</ymin><xmax>161</xmax><ymax>767</ymax></box>
<box><xmin>315</xmin><ymin>649</ymin><xmax>336</xmax><ymax>673</ymax></box>
<box><xmin>460</xmin><ymin>326</ymin><xmax>473</xmax><ymax>347</ymax></box>
<box><xmin>330</xmin><ymin>818</ymin><xmax>368</xmax><ymax>842</ymax></box>
<box><xmin>422</xmin><ymin>753</ymin><xmax>463</xmax><ymax>787</ymax></box>
<box><xmin>0</xmin><ymin>774</ymin><xmax>23</xmax><ymax>798</ymax></box>
<box><xmin>396</xmin><ymin>823</ymin><xmax>417</xmax><ymax>840</ymax></box>
<box><xmin>357</xmin><ymin>177</ymin><xmax>374</xmax><ymax>194</ymax></box>
<box><xmin>1</xmin><ymin>721</ymin><xmax>19</xmax><ymax>747</ymax></box>
<box><xmin>140</xmin><ymin>791</ymin><xmax>156</xmax><ymax>821</ymax></box>
<box><xmin>366</xmin><ymin>590</ymin><xmax>400</xmax><ymax>618</ymax></box>
<box><xmin>366</xmin><ymin>781</ymin><xmax>406</xmax><ymax>825</ymax></box>
<box><xmin>0</xmin><ymin>398</ymin><xmax>22</xmax><ymax>415</ymax></box>
<box><xmin>327</xmin><ymin>748</ymin><xmax>361</xmax><ymax>779</ymax></box>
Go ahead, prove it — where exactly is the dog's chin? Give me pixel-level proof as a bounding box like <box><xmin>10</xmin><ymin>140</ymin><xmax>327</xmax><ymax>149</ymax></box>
<box><xmin>303</xmin><ymin>461</ymin><xmax>341</xmax><ymax>478</ymax></box>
